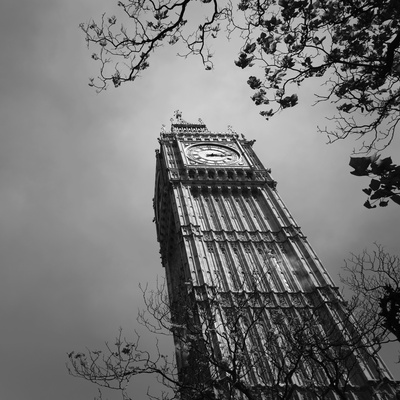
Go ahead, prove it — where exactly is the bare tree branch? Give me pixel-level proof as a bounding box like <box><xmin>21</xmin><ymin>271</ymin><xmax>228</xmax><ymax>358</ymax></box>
<box><xmin>68</xmin><ymin>272</ymin><xmax>397</xmax><ymax>399</ymax></box>
<box><xmin>341</xmin><ymin>243</ymin><xmax>400</xmax><ymax>344</ymax></box>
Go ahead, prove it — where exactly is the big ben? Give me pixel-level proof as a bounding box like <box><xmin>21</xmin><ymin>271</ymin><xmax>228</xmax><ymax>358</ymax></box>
<box><xmin>154</xmin><ymin>111</ymin><xmax>398</xmax><ymax>399</ymax></box>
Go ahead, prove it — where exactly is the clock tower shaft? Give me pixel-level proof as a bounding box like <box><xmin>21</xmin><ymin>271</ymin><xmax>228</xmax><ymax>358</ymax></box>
<box><xmin>154</xmin><ymin>114</ymin><xmax>398</xmax><ymax>399</ymax></box>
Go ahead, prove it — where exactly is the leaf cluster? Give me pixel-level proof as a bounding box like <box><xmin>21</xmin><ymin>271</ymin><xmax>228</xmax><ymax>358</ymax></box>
<box><xmin>349</xmin><ymin>154</ymin><xmax>400</xmax><ymax>208</ymax></box>
<box><xmin>235</xmin><ymin>0</ymin><xmax>400</xmax><ymax>153</ymax></box>
<box><xmin>82</xmin><ymin>0</ymin><xmax>400</xmax><ymax>157</ymax></box>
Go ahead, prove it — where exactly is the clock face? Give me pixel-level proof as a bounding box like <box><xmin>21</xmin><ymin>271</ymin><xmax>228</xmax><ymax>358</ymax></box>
<box><xmin>186</xmin><ymin>144</ymin><xmax>242</xmax><ymax>165</ymax></box>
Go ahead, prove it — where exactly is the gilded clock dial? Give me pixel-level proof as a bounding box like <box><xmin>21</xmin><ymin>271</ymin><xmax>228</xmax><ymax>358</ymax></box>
<box><xmin>186</xmin><ymin>144</ymin><xmax>241</xmax><ymax>165</ymax></box>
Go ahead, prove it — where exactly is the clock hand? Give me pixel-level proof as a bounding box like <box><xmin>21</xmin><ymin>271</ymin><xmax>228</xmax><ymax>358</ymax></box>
<box><xmin>207</xmin><ymin>152</ymin><xmax>226</xmax><ymax>157</ymax></box>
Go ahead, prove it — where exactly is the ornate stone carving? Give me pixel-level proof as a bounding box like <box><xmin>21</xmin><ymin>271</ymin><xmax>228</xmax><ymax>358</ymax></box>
<box><xmin>226</xmin><ymin>232</ymin><xmax>235</xmax><ymax>241</ymax></box>
<box><xmin>291</xmin><ymin>293</ymin><xmax>303</xmax><ymax>307</ymax></box>
<box><xmin>256</xmin><ymin>245</ymin><xmax>264</xmax><ymax>255</ymax></box>
<box><xmin>249</xmin><ymin>232</ymin><xmax>259</xmax><ymax>241</ymax></box>
<box><xmin>214</xmin><ymin>232</ymin><xmax>223</xmax><ymax>241</ymax></box>
<box><xmin>237</xmin><ymin>232</ymin><xmax>247</xmax><ymax>241</ymax></box>
<box><xmin>202</xmin><ymin>232</ymin><xmax>212</xmax><ymax>241</ymax></box>
<box><xmin>278</xmin><ymin>293</ymin><xmax>289</xmax><ymax>307</ymax></box>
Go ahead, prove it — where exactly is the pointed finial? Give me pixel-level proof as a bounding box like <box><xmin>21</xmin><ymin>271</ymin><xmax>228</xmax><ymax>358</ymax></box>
<box><xmin>174</xmin><ymin>110</ymin><xmax>183</xmax><ymax>121</ymax></box>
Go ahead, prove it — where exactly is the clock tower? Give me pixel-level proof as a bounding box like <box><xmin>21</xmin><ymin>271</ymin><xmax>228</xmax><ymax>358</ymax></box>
<box><xmin>154</xmin><ymin>112</ymin><xmax>398</xmax><ymax>399</ymax></box>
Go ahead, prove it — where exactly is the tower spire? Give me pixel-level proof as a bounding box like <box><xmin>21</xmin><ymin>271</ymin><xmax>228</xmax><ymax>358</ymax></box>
<box><xmin>169</xmin><ymin>110</ymin><xmax>208</xmax><ymax>133</ymax></box>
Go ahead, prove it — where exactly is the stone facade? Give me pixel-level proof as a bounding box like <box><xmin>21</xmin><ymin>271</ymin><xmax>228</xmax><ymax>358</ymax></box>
<box><xmin>154</xmin><ymin>113</ymin><xmax>398</xmax><ymax>399</ymax></box>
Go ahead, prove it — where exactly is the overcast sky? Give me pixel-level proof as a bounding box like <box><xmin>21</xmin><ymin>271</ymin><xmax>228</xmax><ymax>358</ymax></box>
<box><xmin>1</xmin><ymin>1</ymin><xmax>399</xmax><ymax>399</ymax></box>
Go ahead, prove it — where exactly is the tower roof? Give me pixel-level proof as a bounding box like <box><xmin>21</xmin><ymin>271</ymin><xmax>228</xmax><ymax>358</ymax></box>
<box><xmin>170</xmin><ymin>110</ymin><xmax>208</xmax><ymax>133</ymax></box>
<box><xmin>160</xmin><ymin>111</ymin><xmax>243</xmax><ymax>142</ymax></box>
